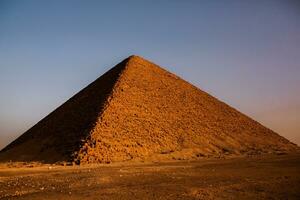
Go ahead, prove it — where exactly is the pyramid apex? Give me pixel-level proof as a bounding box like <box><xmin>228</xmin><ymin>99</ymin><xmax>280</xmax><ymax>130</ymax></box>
<box><xmin>126</xmin><ymin>55</ymin><xmax>154</xmax><ymax>68</ymax></box>
<box><xmin>128</xmin><ymin>54</ymin><xmax>141</xmax><ymax>58</ymax></box>
<box><xmin>127</xmin><ymin>55</ymin><xmax>146</xmax><ymax>62</ymax></box>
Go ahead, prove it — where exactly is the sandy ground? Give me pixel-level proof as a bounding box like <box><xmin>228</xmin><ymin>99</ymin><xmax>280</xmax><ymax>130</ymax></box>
<box><xmin>0</xmin><ymin>154</ymin><xmax>299</xmax><ymax>200</ymax></box>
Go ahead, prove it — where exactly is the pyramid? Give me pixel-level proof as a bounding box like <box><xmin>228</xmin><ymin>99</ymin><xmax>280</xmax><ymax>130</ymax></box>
<box><xmin>0</xmin><ymin>55</ymin><xmax>297</xmax><ymax>164</ymax></box>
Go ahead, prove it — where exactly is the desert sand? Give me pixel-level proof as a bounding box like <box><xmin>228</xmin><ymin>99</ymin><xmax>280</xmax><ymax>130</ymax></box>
<box><xmin>0</xmin><ymin>154</ymin><xmax>300</xmax><ymax>200</ymax></box>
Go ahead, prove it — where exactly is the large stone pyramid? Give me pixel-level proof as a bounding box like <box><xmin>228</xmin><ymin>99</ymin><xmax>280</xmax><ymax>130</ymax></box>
<box><xmin>0</xmin><ymin>56</ymin><xmax>297</xmax><ymax>164</ymax></box>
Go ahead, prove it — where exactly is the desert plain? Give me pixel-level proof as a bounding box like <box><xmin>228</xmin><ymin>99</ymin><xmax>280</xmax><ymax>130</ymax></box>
<box><xmin>0</xmin><ymin>153</ymin><xmax>300</xmax><ymax>200</ymax></box>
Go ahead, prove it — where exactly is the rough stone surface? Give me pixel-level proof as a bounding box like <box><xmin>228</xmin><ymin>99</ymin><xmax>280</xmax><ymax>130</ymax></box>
<box><xmin>0</xmin><ymin>55</ymin><xmax>298</xmax><ymax>163</ymax></box>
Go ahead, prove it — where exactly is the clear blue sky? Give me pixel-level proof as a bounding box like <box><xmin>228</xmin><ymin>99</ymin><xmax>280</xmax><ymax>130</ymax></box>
<box><xmin>0</xmin><ymin>0</ymin><xmax>300</xmax><ymax>149</ymax></box>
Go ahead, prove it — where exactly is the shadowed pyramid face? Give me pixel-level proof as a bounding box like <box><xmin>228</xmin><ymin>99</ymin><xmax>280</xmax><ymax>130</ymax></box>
<box><xmin>0</xmin><ymin>56</ymin><xmax>297</xmax><ymax>164</ymax></box>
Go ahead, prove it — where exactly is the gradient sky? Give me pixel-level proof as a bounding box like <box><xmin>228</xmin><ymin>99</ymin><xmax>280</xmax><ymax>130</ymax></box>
<box><xmin>0</xmin><ymin>0</ymin><xmax>299</xmax><ymax>150</ymax></box>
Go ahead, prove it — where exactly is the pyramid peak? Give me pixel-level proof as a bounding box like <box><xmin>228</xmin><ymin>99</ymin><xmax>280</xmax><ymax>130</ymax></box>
<box><xmin>125</xmin><ymin>55</ymin><xmax>159</xmax><ymax>71</ymax></box>
<box><xmin>127</xmin><ymin>55</ymin><xmax>149</xmax><ymax>63</ymax></box>
<box><xmin>128</xmin><ymin>54</ymin><xmax>142</xmax><ymax>59</ymax></box>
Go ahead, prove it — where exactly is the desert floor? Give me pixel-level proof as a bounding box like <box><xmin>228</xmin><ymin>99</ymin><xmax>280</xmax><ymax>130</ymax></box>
<box><xmin>0</xmin><ymin>154</ymin><xmax>299</xmax><ymax>200</ymax></box>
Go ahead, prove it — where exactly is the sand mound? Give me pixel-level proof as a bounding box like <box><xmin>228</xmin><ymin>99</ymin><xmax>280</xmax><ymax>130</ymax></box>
<box><xmin>0</xmin><ymin>55</ymin><xmax>297</xmax><ymax>164</ymax></box>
